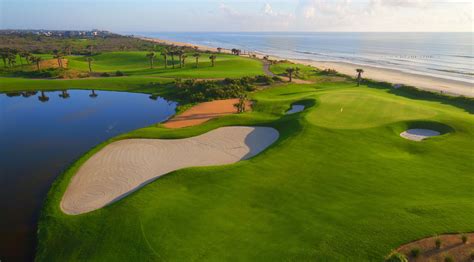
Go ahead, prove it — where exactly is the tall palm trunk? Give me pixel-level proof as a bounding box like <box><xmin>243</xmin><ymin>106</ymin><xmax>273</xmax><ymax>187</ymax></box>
<box><xmin>171</xmin><ymin>54</ymin><xmax>175</xmax><ymax>68</ymax></box>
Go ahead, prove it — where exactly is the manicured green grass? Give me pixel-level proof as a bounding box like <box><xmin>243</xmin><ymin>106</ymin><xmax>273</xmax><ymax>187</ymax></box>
<box><xmin>0</xmin><ymin>76</ymin><xmax>174</xmax><ymax>95</ymax></box>
<box><xmin>35</xmin><ymin>80</ymin><xmax>474</xmax><ymax>261</ymax></box>
<box><xmin>270</xmin><ymin>62</ymin><xmax>317</xmax><ymax>80</ymax></box>
<box><xmin>67</xmin><ymin>52</ymin><xmax>264</xmax><ymax>78</ymax></box>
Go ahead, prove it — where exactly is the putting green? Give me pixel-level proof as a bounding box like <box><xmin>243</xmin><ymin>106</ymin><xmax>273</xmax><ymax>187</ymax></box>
<box><xmin>307</xmin><ymin>91</ymin><xmax>437</xmax><ymax>129</ymax></box>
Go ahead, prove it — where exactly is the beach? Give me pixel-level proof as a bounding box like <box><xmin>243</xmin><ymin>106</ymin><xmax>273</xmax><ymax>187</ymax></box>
<box><xmin>142</xmin><ymin>36</ymin><xmax>473</xmax><ymax>98</ymax></box>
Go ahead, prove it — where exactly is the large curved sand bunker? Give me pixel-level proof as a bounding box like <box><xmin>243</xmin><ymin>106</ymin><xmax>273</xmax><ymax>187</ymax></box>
<box><xmin>61</xmin><ymin>126</ymin><xmax>279</xmax><ymax>215</ymax></box>
<box><xmin>400</xmin><ymin>129</ymin><xmax>440</xmax><ymax>141</ymax></box>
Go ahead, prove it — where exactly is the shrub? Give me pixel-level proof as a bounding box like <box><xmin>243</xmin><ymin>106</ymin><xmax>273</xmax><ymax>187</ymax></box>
<box><xmin>254</xmin><ymin>75</ymin><xmax>273</xmax><ymax>85</ymax></box>
<box><xmin>444</xmin><ymin>255</ymin><xmax>453</xmax><ymax>262</ymax></box>
<box><xmin>174</xmin><ymin>76</ymin><xmax>265</xmax><ymax>103</ymax></box>
<box><xmin>385</xmin><ymin>251</ymin><xmax>408</xmax><ymax>262</ymax></box>
<box><xmin>100</xmin><ymin>72</ymin><xmax>110</xmax><ymax>77</ymax></box>
<box><xmin>272</xmin><ymin>76</ymin><xmax>283</xmax><ymax>82</ymax></box>
<box><xmin>461</xmin><ymin>234</ymin><xmax>468</xmax><ymax>244</ymax></box>
<box><xmin>435</xmin><ymin>238</ymin><xmax>442</xmax><ymax>249</ymax></box>
<box><xmin>409</xmin><ymin>247</ymin><xmax>421</xmax><ymax>258</ymax></box>
<box><xmin>115</xmin><ymin>70</ymin><xmax>124</xmax><ymax>76</ymax></box>
<box><xmin>320</xmin><ymin>68</ymin><xmax>338</xmax><ymax>75</ymax></box>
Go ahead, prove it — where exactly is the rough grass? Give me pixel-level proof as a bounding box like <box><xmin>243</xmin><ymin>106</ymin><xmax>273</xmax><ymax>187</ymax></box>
<box><xmin>34</xmin><ymin>81</ymin><xmax>474</xmax><ymax>261</ymax></box>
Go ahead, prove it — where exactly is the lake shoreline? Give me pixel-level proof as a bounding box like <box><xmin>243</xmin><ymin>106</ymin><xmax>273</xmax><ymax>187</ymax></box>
<box><xmin>140</xmin><ymin>36</ymin><xmax>473</xmax><ymax>98</ymax></box>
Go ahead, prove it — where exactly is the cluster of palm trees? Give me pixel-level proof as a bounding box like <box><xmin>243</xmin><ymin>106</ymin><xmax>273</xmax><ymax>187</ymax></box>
<box><xmin>146</xmin><ymin>46</ymin><xmax>218</xmax><ymax>69</ymax></box>
<box><xmin>231</xmin><ymin>48</ymin><xmax>242</xmax><ymax>55</ymax></box>
<box><xmin>0</xmin><ymin>48</ymin><xmax>34</xmax><ymax>68</ymax></box>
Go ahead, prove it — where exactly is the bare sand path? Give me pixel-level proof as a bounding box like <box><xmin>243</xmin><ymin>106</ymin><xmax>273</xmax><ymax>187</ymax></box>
<box><xmin>163</xmin><ymin>99</ymin><xmax>252</xmax><ymax>128</ymax></box>
<box><xmin>61</xmin><ymin>126</ymin><xmax>279</xmax><ymax>215</ymax></box>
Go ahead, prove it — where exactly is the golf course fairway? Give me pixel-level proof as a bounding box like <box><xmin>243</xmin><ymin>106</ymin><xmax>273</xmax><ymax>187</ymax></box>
<box><xmin>34</xmin><ymin>80</ymin><xmax>474</xmax><ymax>261</ymax></box>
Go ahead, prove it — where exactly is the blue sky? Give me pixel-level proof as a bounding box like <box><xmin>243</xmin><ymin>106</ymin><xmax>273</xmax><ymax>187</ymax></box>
<box><xmin>1</xmin><ymin>0</ymin><xmax>472</xmax><ymax>32</ymax></box>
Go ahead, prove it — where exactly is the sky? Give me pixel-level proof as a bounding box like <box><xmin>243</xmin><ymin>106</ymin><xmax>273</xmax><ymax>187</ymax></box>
<box><xmin>1</xmin><ymin>0</ymin><xmax>473</xmax><ymax>32</ymax></box>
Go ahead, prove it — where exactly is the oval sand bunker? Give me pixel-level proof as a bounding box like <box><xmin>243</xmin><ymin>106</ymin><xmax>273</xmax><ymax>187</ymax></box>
<box><xmin>400</xmin><ymin>129</ymin><xmax>440</xmax><ymax>141</ymax></box>
<box><xmin>61</xmin><ymin>126</ymin><xmax>279</xmax><ymax>215</ymax></box>
<box><xmin>286</xmin><ymin>105</ymin><xmax>305</xmax><ymax>115</ymax></box>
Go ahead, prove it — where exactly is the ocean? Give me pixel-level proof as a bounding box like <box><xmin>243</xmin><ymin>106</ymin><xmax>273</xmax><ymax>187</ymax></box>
<box><xmin>133</xmin><ymin>32</ymin><xmax>473</xmax><ymax>84</ymax></box>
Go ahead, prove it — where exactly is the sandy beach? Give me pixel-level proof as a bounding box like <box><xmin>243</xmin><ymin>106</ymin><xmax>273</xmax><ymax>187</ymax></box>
<box><xmin>293</xmin><ymin>60</ymin><xmax>473</xmax><ymax>98</ymax></box>
<box><xmin>142</xmin><ymin>37</ymin><xmax>473</xmax><ymax>98</ymax></box>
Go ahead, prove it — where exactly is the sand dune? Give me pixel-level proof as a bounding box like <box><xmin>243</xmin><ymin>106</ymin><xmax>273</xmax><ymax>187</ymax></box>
<box><xmin>61</xmin><ymin>126</ymin><xmax>279</xmax><ymax>215</ymax></box>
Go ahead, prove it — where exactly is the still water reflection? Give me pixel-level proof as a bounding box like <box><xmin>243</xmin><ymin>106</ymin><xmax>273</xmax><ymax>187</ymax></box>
<box><xmin>0</xmin><ymin>90</ymin><xmax>176</xmax><ymax>261</ymax></box>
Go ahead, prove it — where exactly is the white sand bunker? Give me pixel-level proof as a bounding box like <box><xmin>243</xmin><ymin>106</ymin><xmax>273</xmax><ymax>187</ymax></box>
<box><xmin>61</xmin><ymin>126</ymin><xmax>279</xmax><ymax>215</ymax></box>
<box><xmin>286</xmin><ymin>105</ymin><xmax>305</xmax><ymax>115</ymax></box>
<box><xmin>400</xmin><ymin>129</ymin><xmax>441</xmax><ymax>141</ymax></box>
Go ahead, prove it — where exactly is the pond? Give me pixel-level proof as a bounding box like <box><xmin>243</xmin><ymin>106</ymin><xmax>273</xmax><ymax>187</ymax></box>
<box><xmin>0</xmin><ymin>90</ymin><xmax>177</xmax><ymax>261</ymax></box>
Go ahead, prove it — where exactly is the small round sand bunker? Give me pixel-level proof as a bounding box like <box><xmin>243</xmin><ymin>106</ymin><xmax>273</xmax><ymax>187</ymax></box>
<box><xmin>61</xmin><ymin>126</ymin><xmax>279</xmax><ymax>215</ymax></box>
<box><xmin>286</xmin><ymin>105</ymin><xmax>305</xmax><ymax>115</ymax></box>
<box><xmin>400</xmin><ymin>129</ymin><xmax>440</xmax><ymax>141</ymax></box>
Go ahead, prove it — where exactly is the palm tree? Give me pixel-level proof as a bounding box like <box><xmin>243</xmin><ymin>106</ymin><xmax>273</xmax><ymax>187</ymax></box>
<box><xmin>285</xmin><ymin>68</ymin><xmax>296</xmax><ymax>82</ymax></box>
<box><xmin>31</xmin><ymin>56</ymin><xmax>42</xmax><ymax>71</ymax></box>
<box><xmin>209</xmin><ymin>55</ymin><xmax>217</xmax><ymax>67</ymax></box>
<box><xmin>7</xmin><ymin>52</ymin><xmax>16</xmax><ymax>67</ymax></box>
<box><xmin>53</xmin><ymin>50</ymin><xmax>64</xmax><ymax>68</ymax></box>
<box><xmin>86</xmin><ymin>56</ymin><xmax>94</xmax><ymax>72</ymax></box>
<box><xmin>64</xmin><ymin>43</ymin><xmax>72</xmax><ymax>55</ymax></box>
<box><xmin>217</xmin><ymin>47</ymin><xmax>222</xmax><ymax>53</ymax></box>
<box><xmin>233</xmin><ymin>94</ymin><xmax>247</xmax><ymax>113</ymax></box>
<box><xmin>170</xmin><ymin>49</ymin><xmax>176</xmax><ymax>69</ymax></box>
<box><xmin>59</xmin><ymin>90</ymin><xmax>70</xmax><ymax>99</ymax></box>
<box><xmin>161</xmin><ymin>49</ymin><xmax>169</xmax><ymax>69</ymax></box>
<box><xmin>22</xmin><ymin>51</ymin><xmax>31</xmax><ymax>64</ymax></box>
<box><xmin>193</xmin><ymin>53</ymin><xmax>201</xmax><ymax>68</ymax></box>
<box><xmin>38</xmin><ymin>91</ymin><xmax>49</xmax><ymax>102</ymax></box>
<box><xmin>356</xmin><ymin>68</ymin><xmax>364</xmax><ymax>86</ymax></box>
<box><xmin>181</xmin><ymin>54</ymin><xmax>187</xmax><ymax>67</ymax></box>
<box><xmin>146</xmin><ymin>52</ymin><xmax>156</xmax><ymax>69</ymax></box>
<box><xmin>0</xmin><ymin>48</ymin><xmax>9</xmax><ymax>67</ymax></box>
<box><xmin>89</xmin><ymin>90</ymin><xmax>98</xmax><ymax>98</ymax></box>
<box><xmin>175</xmin><ymin>49</ymin><xmax>184</xmax><ymax>68</ymax></box>
<box><xmin>86</xmin><ymin>45</ymin><xmax>95</xmax><ymax>55</ymax></box>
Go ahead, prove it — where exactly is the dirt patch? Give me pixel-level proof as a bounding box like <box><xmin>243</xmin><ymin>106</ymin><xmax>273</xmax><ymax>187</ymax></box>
<box><xmin>163</xmin><ymin>99</ymin><xmax>252</xmax><ymax>128</ymax></box>
<box><xmin>37</xmin><ymin>59</ymin><xmax>68</xmax><ymax>69</ymax></box>
<box><xmin>396</xmin><ymin>233</ymin><xmax>474</xmax><ymax>261</ymax></box>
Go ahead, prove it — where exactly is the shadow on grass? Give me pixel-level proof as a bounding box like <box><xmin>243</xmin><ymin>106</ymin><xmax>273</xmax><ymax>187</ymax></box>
<box><xmin>363</xmin><ymin>79</ymin><xmax>474</xmax><ymax>114</ymax></box>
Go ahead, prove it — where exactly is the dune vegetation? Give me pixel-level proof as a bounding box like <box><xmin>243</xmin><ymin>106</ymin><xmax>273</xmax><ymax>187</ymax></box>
<box><xmin>1</xmin><ymin>39</ymin><xmax>473</xmax><ymax>261</ymax></box>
